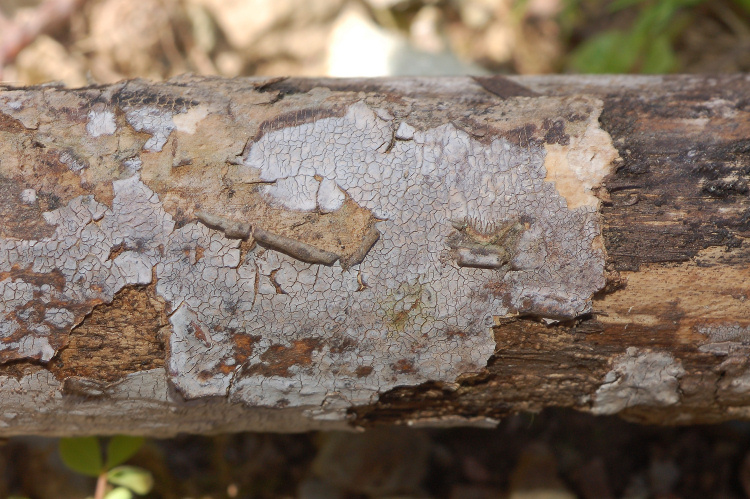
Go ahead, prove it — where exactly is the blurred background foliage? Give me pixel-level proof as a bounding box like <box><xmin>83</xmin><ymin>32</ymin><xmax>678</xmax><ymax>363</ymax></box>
<box><xmin>565</xmin><ymin>0</ymin><xmax>750</xmax><ymax>73</ymax></box>
<box><xmin>1</xmin><ymin>0</ymin><xmax>749</xmax><ymax>86</ymax></box>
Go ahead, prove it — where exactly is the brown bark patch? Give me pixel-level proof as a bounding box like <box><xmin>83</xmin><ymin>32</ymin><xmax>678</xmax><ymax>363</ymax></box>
<box><xmin>51</xmin><ymin>285</ymin><xmax>167</xmax><ymax>383</ymax></box>
<box><xmin>0</xmin><ymin>111</ymin><xmax>26</xmax><ymax>132</ymax></box>
<box><xmin>0</xmin><ymin>360</ymin><xmax>46</xmax><ymax>379</ymax></box>
<box><xmin>249</xmin><ymin>106</ymin><xmax>349</xmax><ymax>144</ymax></box>
<box><xmin>245</xmin><ymin>338</ymin><xmax>321</xmax><ymax>377</ymax></box>
<box><xmin>542</xmin><ymin>118</ymin><xmax>570</xmax><ymax>146</ymax></box>
<box><xmin>232</xmin><ymin>334</ymin><xmax>260</xmax><ymax>364</ymax></box>
<box><xmin>189</xmin><ymin>320</ymin><xmax>211</xmax><ymax>348</ymax></box>
<box><xmin>329</xmin><ymin>337</ymin><xmax>357</xmax><ymax>355</ymax></box>
<box><xmin>594</xmin><ymin>246</ymin><xmax>750</xmax><ymax>344</ymax></box>
<box><xmin>0</xmin><ymin>265</ymin><xmax>103</xmax><ymax>364</ymax></box>
<box><xmin>30</xmin><ymin>146</ymin><xmax>97</xmax><ymax>202</ymax></box>
<box><xmin>0</xmin><ymin>266</ymin><xmax>66</xmax><ymax>293</ymax></box>
<box><xmin>113</xmin><ymin>87</ymin><xmax>199</xmax><ymax>111</ymax></box>
<box><xmin>0</xmin><ymin>176</ymin><xmax>58</xmax><ymax>239</ymax></box>
<box><xmin>392</xmin><ymin>359</ymin><xmax>416</xmax><ymax>374</ymax></box>
<box><xmin>599</xmin><ymin>83</ymin><xmax>750</xmax><ymax>271</ymax></box>
<box><xmin>172</xmin><ymin>187</ymin><xmax>379</xmax><ymax>267</ymax></box>
<box><xmin>472</xmin><ymin>76</ymin><xmax>539</xmax><ymax>99</ymax></box>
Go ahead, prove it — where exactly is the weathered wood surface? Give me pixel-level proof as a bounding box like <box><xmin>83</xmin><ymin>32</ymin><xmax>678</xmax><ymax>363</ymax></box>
<box><xmin>0</xmin><ymin>75</ymin><xmax>748</xmax><ymax>435</ymax></box>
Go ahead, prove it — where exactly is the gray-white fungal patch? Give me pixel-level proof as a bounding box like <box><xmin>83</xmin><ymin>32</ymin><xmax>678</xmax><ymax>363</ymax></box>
<box><xmin>697</xmin><ymin>323</ymin><xmax>750</xmax><ymax>355</ymax></box>
<box><xmin>698</xmin><ymin>323</ymin><xmax>750</xmax><ymax>343</ymax></box>
<box><xmin>0</xmin><ymin>367</ymin><xmax>355</xmax><ymax>435</ymax></box>
<box><xmin>125</xmin><ymin>106</ymin><xmax>176</xmax><ymax>152</ymax></box>
<box><xmin>172</xmin><ymin>105</ymin><xmax>209</xmax><ymax>134</ymax></box>
<box><xmin>0</xmin><ymin>371</ymin><xmax>62</xmax><ymax>425</ymax></box>
<box><xmin>123</xmin><ymin>157</ymin><xmax>143</xmax><ymax>175</ymax></box>
<box><xmin>86</xmin><ymin>109</ymin><xmax>117</xmax><ymax>137</ymax></box>
<box><xmin>720</xmin><ymin>368</ymin><xmax>750</xmax><ymax>396</ymax></box>
<box><xmin>317</xmin><ymin>178</ymin><xmax>346</xmax><ymax>213</ymax></box>
<box><xmin>395</xmin><ymin>121</ymin><xmax>415</xmax><ymax>140</ymax></box>
<box><xmin>3</xmin><ymin>98</ymin><xmax>23</xmax><ymax>110</ymax></box>
<box><xmin>114</xmin><ymin>251</ymin><xmax>154</xmax><ymax>285</ymax></box>
<box><xmin>150</xmin><ymin>99</ymin><xmax>607</xmax><ymax>411</ymax></box>
<box><xmin>264</xmin><ymin>176</ymin><xmax>320</xmax><ymax>211</ymax></box>
<box><xmin>591</xmin><ymin>348</ymin><xmax>685</xmax><ymax>415</ymax></box>
<box><xmin>0</xmin><ymin>174</ymin><xmax>174</xmax><ymax>361</ymax></box>
<box><xmin>1</xmin><ymin>97</ymin><xmax>612</xmax><ymax>422</ymax></box>
<box><xmin>44</xmin><ymin>308</ymin><xmax>76</xmax><ymax>329</ymax></box>
<box><xmin>243</xmin><ymin>101</ymin><xmax>605</xmax><ymax>319</ymax></box>
<box><xmin>262</xmin><ymin>175</ymin><xmax>348</xmax><ymax>214</ymax></box>
<box><xmin>20</xmin><ymin>189</ymin><xmax>36</xmax><ymax>204</ymax></box>
<box><xmin>156</xmin><ymin>222</ymin><xmax>249</xmax><ymax>398</ymax></box>
<box><xmin>168</xmin><ymin>303</ymin><xmax>235</xmax><ymax>398</ymax></box>
<box><xmin>59</xmin><ymin>150</ymin><xmax>87</xmax><ymax>172</ymax></box>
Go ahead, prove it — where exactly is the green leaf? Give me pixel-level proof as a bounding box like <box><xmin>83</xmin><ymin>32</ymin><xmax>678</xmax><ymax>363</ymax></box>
<box><xmin>105</xmin><ymin>436</ymin><xmax>145</xmax><ymax>469</ymax></box>
<box><xmin>568</xmin><ymin>31</ymin><xmax>640</xmax><ymax>73</ymax></box>
<box><xmin>641</xmin><ymin>34</ymin><xmax>678</xmax><ymax>73</ymax></box>
<box><xmin>107</xmin><ymin>466</ymin><xmax>154</xmax><ymax>495</ymax></box>
<box><xmin>609</xmin><ymin>0</ymin><xmax>647</xmax><ymax>12</ymax></box>
<box><xmin>59</xmin><ymin>437</ymin><xmax>103</xmax><ymax>477</ymax></box>
<box><xmin>643</xmin><ymin>0</ymin><xmax>688</xmax><ymax>32</ymax></box>
<box><xmin>104</xmin><ymin>487</ymin><xmax>134</xmax><ymax>499</ymax></box>
<box><xmin>733</xmin><ymin>0</ymin><xmax>750</xmax><ymax>13</ymax></box>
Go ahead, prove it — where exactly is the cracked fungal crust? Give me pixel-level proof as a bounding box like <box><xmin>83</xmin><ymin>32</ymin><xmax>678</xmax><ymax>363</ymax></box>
<box><xmin>0</xmin><ymin>77</ymin><xmax>616</xmax><ymax>427</ymax></box>
<box><xmin>592</xmin><ymin>348</ymin><xmax>685</xmax><ymax>415</ymax></box>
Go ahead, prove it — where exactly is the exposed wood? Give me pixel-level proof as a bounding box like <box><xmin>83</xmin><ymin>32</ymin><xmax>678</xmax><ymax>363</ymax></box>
<box><xmin>0</xmin><ymin>75</ymin><xmax>748</xmax><ymax>435</ymax></box>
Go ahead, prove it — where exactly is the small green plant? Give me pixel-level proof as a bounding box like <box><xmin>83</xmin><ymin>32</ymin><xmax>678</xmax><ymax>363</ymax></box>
<box><xmin>59</xmin><ymin>436</ymin><xmax>153</xmax><ymax>499</ymax></box>
<box><xmin>566</xmin><ymin>0</ymin><xmax>750</xmax><ymax>73</ymax></box>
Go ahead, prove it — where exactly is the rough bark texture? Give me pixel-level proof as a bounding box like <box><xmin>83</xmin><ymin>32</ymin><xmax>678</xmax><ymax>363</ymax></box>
<box><xmin>0</xmin><ymin>75</ymin><xmax>748</xmax><ymax>436</ymax></box>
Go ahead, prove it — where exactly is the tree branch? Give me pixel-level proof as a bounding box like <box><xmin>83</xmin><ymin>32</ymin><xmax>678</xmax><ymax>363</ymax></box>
<box><xmin>0</xmin><ymin>75</ymin><xmax>748</xmax><ymax>435</ymax></box>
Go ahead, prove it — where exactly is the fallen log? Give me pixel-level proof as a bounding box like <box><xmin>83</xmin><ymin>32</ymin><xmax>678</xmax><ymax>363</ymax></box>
<box><xmin>0</xmin><ymin>74</ymin><xmax>748</xmax><ymax>435</ymax></box>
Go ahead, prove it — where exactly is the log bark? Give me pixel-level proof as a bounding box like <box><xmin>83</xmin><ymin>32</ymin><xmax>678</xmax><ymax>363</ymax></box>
<box><xmin>0</xmin><ymin>74</ymin><xmax>748</xmax><ymax>436</ymax></box>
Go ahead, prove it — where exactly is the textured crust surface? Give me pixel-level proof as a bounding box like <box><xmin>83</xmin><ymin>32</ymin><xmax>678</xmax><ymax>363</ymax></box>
<box><xmin>11</xmin><ymin>75</ymin><xmax>749</xmax><ymax>433</ymax></box>
<box><xmin>0</xmin><ymin>76</ymin><xmax>615</xmax><ymax>434</ymax></box>
<box><xmin>355</xmin><ymin>75</ymin><xmax>750</xmax><ymax>428</ymax></box>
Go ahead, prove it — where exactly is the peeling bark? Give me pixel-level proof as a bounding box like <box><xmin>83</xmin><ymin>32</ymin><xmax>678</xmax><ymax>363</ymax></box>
<box><xmin>0</xmin><ymin>75</ymin><xmax>748</xmax><ymax>436</ymax></box>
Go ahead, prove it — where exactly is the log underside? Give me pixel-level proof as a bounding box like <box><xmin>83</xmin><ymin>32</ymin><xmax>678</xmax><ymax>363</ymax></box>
<box><xmin>0</xmin><ymin>74</ymin><xmax>749</xmax><ymax>435</ymax></box>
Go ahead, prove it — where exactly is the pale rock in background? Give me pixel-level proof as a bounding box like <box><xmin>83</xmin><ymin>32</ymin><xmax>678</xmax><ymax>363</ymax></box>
<box><xmin>326</xmin><ymin>4</ymin><xmax>486</xmax><ymax>77</ymax></box>
<box><xmin>14</xmin><ymin>35</ymin><xmax>87</xmax><ymax>86</ymax></box>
